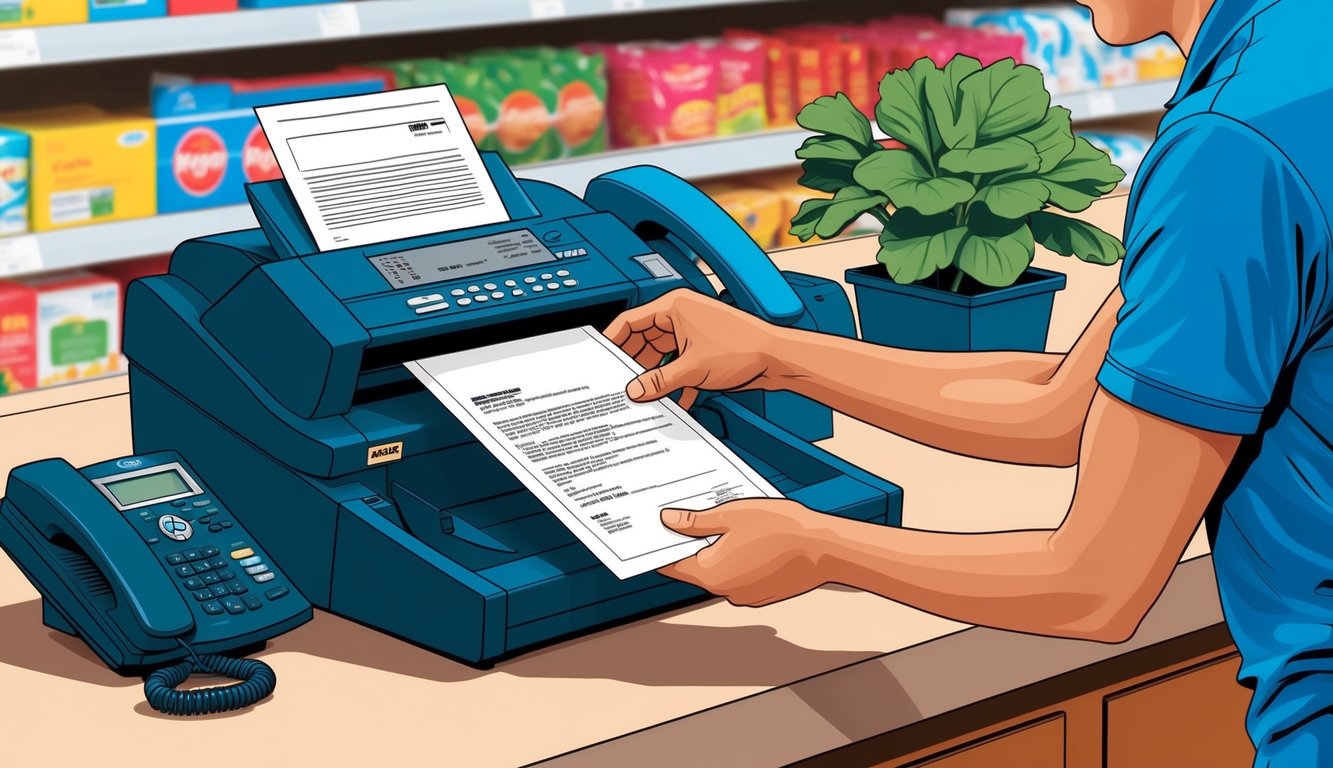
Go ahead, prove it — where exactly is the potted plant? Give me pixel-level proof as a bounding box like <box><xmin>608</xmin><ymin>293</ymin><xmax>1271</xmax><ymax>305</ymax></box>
<box><xmin>789</xmin><ymin>55</ymin><xmax>1127</xmax><ymax>352</ymax></box>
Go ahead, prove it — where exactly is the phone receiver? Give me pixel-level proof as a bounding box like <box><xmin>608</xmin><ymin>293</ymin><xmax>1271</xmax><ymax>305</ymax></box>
<box><xmin>585</xmin><ymin>166</ymin><xmax>807</xmax><ymax>327</ymax></box>
<box><xmin>6</xmin><ymin>459</ymin><xmax>194</xmax><ymax>647</ymax></box>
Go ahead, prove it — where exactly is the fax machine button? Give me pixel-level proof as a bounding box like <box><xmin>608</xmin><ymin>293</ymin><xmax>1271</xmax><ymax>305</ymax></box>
<box><xmin>253</xmin><ymin>572</ymin><xmax>276</xmax><ymax>583</ymax></box>
<box><xmin>474</xmin><ymin>295</ymin><xmax>489</xmax><ymax>303</ymax></box>
<box><xmin>221</xmin><ymin>597</ymin><xmax>247</xmax><ymax>615</ymax></box>
<box><xmin>483</xmin><ymin>283</ymin><xmax>497</xmax><ymax>291</ymax></box>
<box><xmin>547</xmin><ymin>282</ymin><xmax>560</xmax><ymax>291</ymax></box>
<box><xmin>563</xmin><ymin>279</ymin><xmax>577</xmax><ymax>287</ymax></box>
<box><xmin>457</xmin><ymin>298</ymin><xmax>472</xmax><ymax>306</ymax></box>
<box><xmin>193</xmin><ymin>590</ymin><xmax>212</xmax><ymax>602</ymax></box>
<box><xmin>170</xmin><ymin>499</ymin><xmax>189</xmax><ymax>507</ymax></box>
<box><xmin>243</xmin><ymin>596</ymin><xmax>263</xmax><ymax>611</ymax></box>
<box><xmin>165</xmin><ymin>553</ymin><xmax>187</xmax><ymax>565</ymax></box>
<box><xmin>450</xmin><ymin>289</ymin><xmax>466</xmax><ymax>297</ymax></box>
<box><xmin>228</xmin><ymin>580</ymin><xmax>248</xmax><ymax>595</ymax></box>
<box><xmin>209</xmin><ymin>524</ymin><xmax>224</xmax><ymax>533</ymax></box>
<box><xmin>210</xmin><ymin>585</ymin><xmax>230</xmax><ymax>597</ymax></box>
<box><xmin>504</xmin><ymin>279</ymin><xmax>517</xmax><ymax>287</ymax></box>
<box><xmin>174</xmin><ymin>565</ymin><xmax>196</xmax><ymax>578</ymax></box>
<box><xmin>184</xmin><ymin>577</ymin><xmax>205</xmax><ymax>590</ymax></box>
<box><xmin>556</xmin><ymin>269</ymin><xmax>570</xmax><ymax>277</ymax></box>
<box><xmin>265</xmin><ymin>587</ymin><xmax>290</xmax><ymax>601</ymax></box>
<box><xmin>414</xmin><ymin>303</ymin><xmax>449</xmax><ymax>315</ymax></box>
<box><xmin>238</xmin><ymin>555</ymin><xmax>262</xmax><ymax>567</ymax></box>
<box><xmin>491</xmin><ymin>291</ymin><xmax>504</xmax><ymax>300</ymax></box>
<box><xmin>158</xmin><ymin>515</ymin><xmax>192</xmax><ymax>541</ymax></box>
<box><xmin>245</xmin><ymin>564</ymin><xmax>270</xmax><ymax>576</ymax></box>
<box><xmin>541</xmin><ymin>230</ymin><xmax>562</xmax><ymax>243</ymax></box>
<box><xmin>407</xmin><ymin>294</ymin><xmax>444</xmax><ymax>306</ymax></box>
<box><xmin>531</xmin><ymin>285</ymin><xmax>544</xmax><ymax>293</ymax></box>
<box><xmin>541</xmin><ymin>273</ymin><xmax>553</xmax><ymax>280</ymax></box>
<box><xmin>467</xmin><ymin>285</ymin><xmax>481</xmax><ymax>293</ymax></box>
<box><xmin>201</xmin><ymin>601</ymin><xmax>224</xmax><ymax>616</ymax></box>
<box><xmin>512</xmin><ymin>289</ymin><xmax>524</xmax><ymax>297</ymax></box>
<box><xmin>192</xmin><ymin>500</ymin><xmax>211</xmax><ymax>507</ymax></box>
<box><xmin>523</xmin><ymin>276</ymin><xmax>537</xmax><ymax>284</ymax></box>
<box><xmin>230</xmin><ymin>547</ymin><xmax>254</xmax><ymax>560</ymax></box>
<box><xmin>201</xmin><ymin>572</ymin><xmax>221</xmax><ymax>585</ymax></box>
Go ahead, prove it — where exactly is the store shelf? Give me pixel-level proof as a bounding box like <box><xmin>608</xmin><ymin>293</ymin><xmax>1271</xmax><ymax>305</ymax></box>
<box><xmin>0</xmin><ymin>0</ymin><xmax>797</xmax><ymax>71</ymax></box>
<box><xmin>0</xmin><ymin>78</ymin><xmax>1173</xmax><ymax>278</ymax></box>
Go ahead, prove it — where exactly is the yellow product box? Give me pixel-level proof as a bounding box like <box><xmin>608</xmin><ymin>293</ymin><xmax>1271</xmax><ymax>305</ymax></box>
<box><xmin>0</xmin><ymin>0</ymin><xmax>87</xmax><ymax>28</ymax></box>
<box><xmin>0</xmin><ymin>106</ymin><xmax>155</xmax><ymax>231</ymax></box>
<box><xmin>739</xmin><ymin>170</ymin><xmax>827</xmax><ymax>249</ymax></box>
<box><xmin>698</xmin><ymin>179</ymin><xmax>784</xmax><ymax>251</ymax></box>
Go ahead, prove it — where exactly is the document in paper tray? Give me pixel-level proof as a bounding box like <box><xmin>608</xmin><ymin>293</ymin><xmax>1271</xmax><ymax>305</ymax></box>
<box><xmin>254</xmin><ymin>84</ymin><xmax>510</xmax><ymax>252</ymax></box>
<box><xmin>404</xmin><ymin>327</ymin><xmax>783</xmax><ymax>579</ymax></box>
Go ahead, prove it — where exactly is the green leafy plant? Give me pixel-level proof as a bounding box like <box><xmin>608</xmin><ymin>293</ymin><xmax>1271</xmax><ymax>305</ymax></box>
<box><xmin>789</xmin><ymin>55</ymin><xmax>1127</xmax><ymax>292</ymax></box>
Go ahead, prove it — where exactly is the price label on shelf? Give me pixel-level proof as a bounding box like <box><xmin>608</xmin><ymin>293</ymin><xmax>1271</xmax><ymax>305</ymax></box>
<box><xmin>1085</xmin><ymin>90</ymin><xmax>1117</xmax><ymax>118</ymax></box>
<box><xmin>611</xmin><ymin>0</ymin><xmax>646</xmax><ymax>10</ymax></box>
<box><xmin>530</xmin><ymin>0</ymin><xmax>567</xmax><ymax>19</ymax></box>
<box><xmin>317</xmin><ymin>5</ymin><xmax>362</xmax><ymax>38</ymax></box>
<box><xmin>0</xmin><ymin>236</ymin><xmax>43</xmax><ymax>278</ymax></box>
<box><xmin>0</xmin><ymin>29</ymin><xmax>41</xmax><ymax>69</ymax></box>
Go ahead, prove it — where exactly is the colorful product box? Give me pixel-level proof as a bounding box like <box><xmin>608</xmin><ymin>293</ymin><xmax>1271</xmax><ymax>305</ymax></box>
<box><xmin>741</xmin><ymin>169</ymin><xmax>827</xmax><ymax>249</ymax></box>
<box><xmin>706</xmin><ymin>38</ymin><xmax>768</xmax><ymax>136</ymax></box>
<box><xmin>0</xmin><ymin>107</ymin><xmax>156</xmax><ymax>232</ymax></box>
<box><xmin>602</xmin><ymin>42</ymin><xmax>718</xmax><ymax>148</ymax></box>
<box><xmin>152</xmin><ymin>72</ymin><xmax>385</xmax><ymax>213</ymax></box>
<box><xmin>237</xmin><ymin>0</ymin><xmax>325</xmax><ymax>6</ymax></box>
<box><xmin>697</xmin><ymin>179</ymin><xmax>783</xmax><ymax>251</ymax></box>
<box><xmin>88</xmin><ymin>0</ymin><xmax>167</xmax><ymax>22</ymax></box>
<box><xmin>168</xmin><ymin>0</ymin><xmax>237</xmax><ymax>14</ymax></box>
<box><xmin>0</xmin><ymin>0</ymin><xmax>87</xmax><ymax>28</ymax></box>
<box><xmin>0</xmin><ymin>127</ymin><xmax>28</xmax><ymax>236</ymax></box>
<box><xmin>0</xmin><ymin>270</ymin><xmax>121</xmax><ymax>391</ymax></box>
<box><xmin>724</xmin><ymin>31</ymin><xmax>797</xmax><ymax>127</ymax></box>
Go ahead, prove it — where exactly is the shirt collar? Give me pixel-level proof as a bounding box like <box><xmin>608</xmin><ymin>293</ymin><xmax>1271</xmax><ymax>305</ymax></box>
<box><xmin>1167</xmin><ymin>0</ymin><xmax>1275</xmax><ymax>107</ymax></box>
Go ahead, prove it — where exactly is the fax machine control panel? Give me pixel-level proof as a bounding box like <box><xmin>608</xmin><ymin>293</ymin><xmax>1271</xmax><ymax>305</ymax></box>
<box><xmin>86</xmin><ymin>452</ymin><xmax>302</xmax><ymax>633</ymax></box>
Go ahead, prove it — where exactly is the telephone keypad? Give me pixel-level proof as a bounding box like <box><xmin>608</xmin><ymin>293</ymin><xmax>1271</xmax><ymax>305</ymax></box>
<box><xmin>166</xmin><ymin>553</ymin><xmax>187</xmax><ymax>565</ymax></box>
<box><xmin>191</xmin><ymin>561</ymin><xmax>213</xmax><ymax>573</ymax></box>
<box><xmin>182</xmin><ymin>549</ymin><xmax>202</xmax><ymax>561</ymax></box>
<box><xmin>184</xmin><ymin>577</ymin><xmax>205</xmax><ymax>590</ymax></box>
<box><xmin>193</xmin><ymin>590</ymin><xmax>212</xmax><ymax>602</ymax></box>
<box><xmin>174</xmin><ymin>565</ymin><xmax>195</xmax><ymax>578</ymax></box>
<box><xmin>217</xmin><ymin>569</ymin><xmax>235</xmax><ymax>581</ymax></box>
<box><xmin>254</xmin><ymin>573</ymin><xmax>276</xmax><ymax>583</ymax></box>
<box><xmin>227</xmin><ymin>581</ymin><xmax>247</xmax><ymax>595</ymax></box>
<box><xmin>243</xmin><ymin>596</ymin><xmax>263</xmax><ymax>611</ymax></box>
<box><xmin>201</xmin><ymin>601</ymin><xmax>224</xmax><ymax>616</ymax></box>
<box><xmin>221</xmin><ymin>597</ymin><xmax>246</xmax><ymax>615</ymax></box>
<box><xmin>201</xmin><ymin>547</ymin><xmax>219</xmax><ymax>558</ymax></box>
<box><xmin>201</xmin><ymin>573</ymin><xmax>221</xmax><ymax>585</ymax></box>
<box><xmin>209</xmin><ymin>585</ymin><xmax>230</xmax><ymax>597</ymax></box>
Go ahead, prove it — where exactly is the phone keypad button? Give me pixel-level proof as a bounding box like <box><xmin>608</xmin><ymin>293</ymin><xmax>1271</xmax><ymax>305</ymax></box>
<box><xmin>174</xmin><ymin>565</ymin><xmax>196</xmax><ymax>578</ymax></box>
<box><xmin>216</xmin><ymin>569</ymin><xmax>235</xmax><ymax>581</ymax></box>
<box><xmin>200</xmin><ymin>573</ymin><xmax>221</xmax><ymax>585</ymax></box>
<box><xmin>265</xmin><ymin>587</ymin><xmax>290</xmax><ymax>601</ymax></box>
<box><xmin>227</xmin><ymin>581</ymin><xmax>248</xmax><ymax>595</ymax></box>
<box><xmin>209</xmin><ymin>585</ymin><xmax>230</xmax><ymax>597</ymax></box>
<box><xmin>191</xmin><ymin>561</ymin><xmax>213</xmax><ymax>573</ymax></box>
<box><xmin>218</xmin><ymin>521</ymin><xmax>233</xmax><ymax>530</ymax></box>
<box><xmin>192</xmin><ymin>500</ymin><xmax>211</xmax><ymax>508</ymax></box>
<box><xmin>244</xmin><ymin>564</ymin><xmax>270</xmax><ymax>576</ymax></box>
<box><xmin>563</xmin><ymin>279</ymin><xmax>577</xmax><ymax>287</ymax></box>
<box><xmin>209</xmin><ymin>557</ymin><xmax>228</xmax><ymax>569</ymax></box>
<box><xmin>193</xmin><ymin>590</ymin><xmax>212</xmax><ymax>602</ymax></box>
<box><xmin>166</xmin><ymin>553</ymin><xmax>187</xmax><ymax>566</ymax></box>
<box><xmin>238</xmin><ymin>555</ymin><xmax>262</xmax><ymax>567</ymax></box>
<box><xmin>209</xmin><ymin>524</ymin><xmax>224</xmax><ymax>533</ymax></box>
<box><xmin>182</xmin><ymin>549</ymin><xmax>202</xmax><ymax>562</ymax></box>
<box><xmin>230</xmin><ymin>548</ymin><xmax>254</xmax><ymax>560</ymax></box>
<box><xmin>201</xmin><ymin>601</ymin><xmax>224</xmax><ymax>616</ymax></box>
<box><xmin>184</xmin><ymin>577</ymin><xmax>205</xmax><ymax>590</ymax></box>
<box><xmin>243</xmin><ymin>596</ymin><xmax>263</xmax><ymax>611</ymax></box>
<box><xmin>253</xmin><ymin>572</ymin><xmax>276</xmax><ymax>583</ymax></box>
<box><xmin>201</xmin><ymin>547</ymin><xmax>219</xmax><ymax>558</ymax></box>
<box><xmin>524</xmin><ymin>276</ymin><xmax>537</xmax><ymax>284</ymax></box>
<box><xmin>221</xmin><ymin>597</ymin><xmax>247</xmax><ymax>615</ymax></box>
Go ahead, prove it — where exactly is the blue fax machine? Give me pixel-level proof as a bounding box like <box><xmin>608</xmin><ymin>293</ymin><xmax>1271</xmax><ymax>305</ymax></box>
<box><xmin>123</xmin><ymin>153</ymin><xmax>904</xmax><ymax>666</ymax></box>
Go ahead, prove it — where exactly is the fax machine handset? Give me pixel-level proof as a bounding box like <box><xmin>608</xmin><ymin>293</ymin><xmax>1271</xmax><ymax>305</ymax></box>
<box><xmin>0</xmin><ymin>452</ymin><xmax>312</xmax><ymax>716</ymax></box>
<box><xmin>584</xmin><ymin>166</ymin><xmax>807</xmax><ymax>327</ymax></box>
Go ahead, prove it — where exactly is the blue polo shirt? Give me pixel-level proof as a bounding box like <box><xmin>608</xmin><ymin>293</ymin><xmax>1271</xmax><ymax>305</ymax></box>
<box><xmin>1096</xmin><ymin>0</ymin><xmax>1333</xmax><ymax>761</ymax></box>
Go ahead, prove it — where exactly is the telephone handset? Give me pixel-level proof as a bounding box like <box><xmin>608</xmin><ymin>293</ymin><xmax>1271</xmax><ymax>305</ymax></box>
<box><xmin>0</xmin><ymin>451</ymin><xmax>311</xmax><ymax>715</ymax></box>
<box><xmin>584</xmin><ymin>165</ymin><xmax>809</xmax><ymax>327</ymax></box>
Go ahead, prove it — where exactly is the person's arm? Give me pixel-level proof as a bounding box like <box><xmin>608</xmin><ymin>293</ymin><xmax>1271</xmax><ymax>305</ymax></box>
<box><xmin>662</xmin><ymin>388</ymin><xmax>1240</xmax><ymax>641</ymax></box>
<box><xmin>611</xmin><ymin>288</ymin><xmax>1121</xmax><ymax>468</ymax></box>
<box><xmin>769</xmin><ymin>290</ymin><xmax>1121</xmax><ymax>466</ymax></box>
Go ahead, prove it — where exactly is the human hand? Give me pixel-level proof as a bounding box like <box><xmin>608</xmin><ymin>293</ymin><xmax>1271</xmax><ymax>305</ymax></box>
<box><xmin>602</xmin><ymin>288</ymin><xmax>787</xmax><ymax>410</ymax></box>
<box><xmin>657</xmin><ymin>499</ymin><xmax>837</xmax><ymax>607</ymax></box>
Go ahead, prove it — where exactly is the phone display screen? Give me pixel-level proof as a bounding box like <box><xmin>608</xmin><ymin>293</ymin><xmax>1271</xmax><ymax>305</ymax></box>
<box><xmin>103</xmin><ymin>470</ymin><xmax>192</xmax><ymax>507</ymax></box>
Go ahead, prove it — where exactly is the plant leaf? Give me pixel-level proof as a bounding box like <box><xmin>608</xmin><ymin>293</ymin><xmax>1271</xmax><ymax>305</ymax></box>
<box><xmin>813</xmin><ymin>185</ymin><xmax>889</xmax><ymax>239</ymax></box>
<box><xmin>1017</xmin><ymin>106</ymin><xmax>1075</xmax><ymax>173</ymax></box>
<box><xmin>1042</xmin><ymin>137</ymin><xmax>1127</xmax><ymax>212</ymax></box>
<box><xmin>875</xmin><ymin>67</ymin><xmax>933</xmax><ymax>160</ymax></box>
<box><xmin>796</xmin><ymin>92</ymin><xmax>874</xmax><ymax>147</ymax></box>
<box><xmin>939</xmin><ymin>136</ymin><xmax>1040</xmax><ymax>175</ymax></box>
<box><xmin>969</xmin><ymin>178</ymin><xmax>1050</xmax><ymax>219</ymax></box>
<box><xmin>797</xmin><ymin>158</ymin><xmax>858</xmax><ymax>193</ymax></box>
<box><xmin>924</xmin><ymin>54</ymin><xmax>983</xmax><ymax>149</ymax></box>
<box><xmin>796</xmin><ymin>135</ymin><xmax>869</xmax><ymax>163</ymax></box>
<box><xmin>1030</xmin><ymin>211</ymin><xmax>1126</xmax><ymax>265</ymax></box>
<box><xmin>878</xmin><ymin>220</ymin><xmax>968</xmax><ymax>285</ymax></box>
<box><xmin>788</xmin><ymin>198</ymin><xmax>836</xmax><ymax>242</ymax></box>
<box><xmin>853</xmin><ymin>150</ymin><xmax>975</xmax><ymax>216</ymax></box>
<box><xmin>955</xmin><ymin>60</ymin><xmax>1050</xmax><ymax>147</ymax></box>
<box><xmin>956</xmin><ymin>223</ymin><xmax>1035</xmax><ymax>287</ymax></box>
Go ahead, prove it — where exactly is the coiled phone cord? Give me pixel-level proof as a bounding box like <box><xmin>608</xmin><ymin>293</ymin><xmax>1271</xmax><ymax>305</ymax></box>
<box><xmin>143</xmin><ymin>641</ymin><xmax>277</xmax><ymax>716</ymax></box>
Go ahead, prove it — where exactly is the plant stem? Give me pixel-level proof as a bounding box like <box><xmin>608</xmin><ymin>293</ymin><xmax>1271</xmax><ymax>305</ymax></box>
<box><xmin>950</xmin><ymin>269</ymin><xmax>965</xmax><ymax>292</ymax></box>
<box><xmin>950</xmin><ymin>203</ymin><xmax>967</xmax><ymax>293</ymax></box>
<box><xmin>869</xmin><ymin>207</ymin><xmax>893</xmax><ymax>228</ymax></box>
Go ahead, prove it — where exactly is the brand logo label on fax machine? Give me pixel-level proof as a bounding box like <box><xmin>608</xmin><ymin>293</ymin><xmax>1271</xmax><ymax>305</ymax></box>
<box><xmin>366</xmin><ymin>442</ymin><xmax>404</xmax><ymax>466</ymax></box>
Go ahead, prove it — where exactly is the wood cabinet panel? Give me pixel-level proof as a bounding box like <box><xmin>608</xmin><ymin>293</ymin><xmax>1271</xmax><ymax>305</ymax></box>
<box><xmin>1105</xmin><ymin>654</ymin><xmax>1254</xmax><ymax>767</ymax></box>
<box><xmin>895</xmin><ymin>715</ymin><xmax>1065</xmax><ymax>768</ymax></box>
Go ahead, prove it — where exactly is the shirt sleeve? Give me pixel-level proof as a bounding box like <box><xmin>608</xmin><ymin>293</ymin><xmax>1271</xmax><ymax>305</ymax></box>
<box><xmin>1097</xmin><ymin>114</ymin><xmax>1319</xmax><ymax>434</ymax></box>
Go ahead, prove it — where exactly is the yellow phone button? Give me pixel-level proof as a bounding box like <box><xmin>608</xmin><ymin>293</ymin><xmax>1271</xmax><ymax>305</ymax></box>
<box><xmin>230</xmin><ymin>547</ymin><xmax>255</xmax><ymax>560</ymax></box>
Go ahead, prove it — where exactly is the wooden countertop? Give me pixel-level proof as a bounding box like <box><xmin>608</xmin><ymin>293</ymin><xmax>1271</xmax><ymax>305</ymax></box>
<box><xmin>0</xmin><ymin>193</ymin><xmax>1222</xmax><ymax>767</ymax></box>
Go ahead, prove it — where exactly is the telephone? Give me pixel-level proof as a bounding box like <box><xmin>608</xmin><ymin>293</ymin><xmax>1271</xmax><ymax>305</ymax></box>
<box><xmin>0</xmin><ymin>451</ymin><xmax>312</xmax><ymax>715</ymax></box>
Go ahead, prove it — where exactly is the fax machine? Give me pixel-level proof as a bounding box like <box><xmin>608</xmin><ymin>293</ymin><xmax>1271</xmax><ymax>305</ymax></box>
<box><xmin>122</xmin><ymin>152</ymin><xmax>904</xmax><ymax>665</ymax></box>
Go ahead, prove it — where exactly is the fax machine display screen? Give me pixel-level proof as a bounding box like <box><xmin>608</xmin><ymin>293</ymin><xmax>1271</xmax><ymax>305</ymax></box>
<box><xmin>104</xmin><ymin>470</ymin><xmax>192</xmax><ymax>507</ymax></box>
<box><xmin>370</xmin><ymin>229</ymin><xmax>556</xmax><ymax>289</ymax></box>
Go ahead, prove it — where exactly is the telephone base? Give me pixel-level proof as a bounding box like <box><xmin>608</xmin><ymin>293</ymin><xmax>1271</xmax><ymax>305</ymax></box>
<box><xmin>42</xmin><ymin>601</ymin><xmax>76</xmax><ymax>637</ymax></box>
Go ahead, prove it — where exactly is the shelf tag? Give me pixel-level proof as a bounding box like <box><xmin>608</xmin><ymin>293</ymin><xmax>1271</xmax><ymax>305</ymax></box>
<box><xmin>530</xmin><ymin>0</ymin><xmax>567</xmax><ymax>19</ymax></box>
<box><xmin>0</xmin><ymin>29</ymin><xmax>40</xmax><ymax>69</ymax></box>
<box><xmin>611</xmin><ymin>0</ymin><xmax>646</xmax><ymax>10</ymax></box>
<box><xmin>1085</xmin><ymin>90</ymin><xmax>1117</xmax><ymax>118</ymax></box>
<box><xmin>317</xmin><ymin>4</ymin><xmax>362</xmax><ymax>38</ymax></box>
<box><xmin>0</xmin><ymin>236</ymin><xmax>43</xmax><ymax>277</ymax></box>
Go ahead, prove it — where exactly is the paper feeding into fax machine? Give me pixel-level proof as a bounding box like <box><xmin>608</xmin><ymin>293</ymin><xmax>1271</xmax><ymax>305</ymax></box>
<box><xmin>121</xmin><ymin>150</ymin><xmax>905</xmax><ymax>666</ymax></box>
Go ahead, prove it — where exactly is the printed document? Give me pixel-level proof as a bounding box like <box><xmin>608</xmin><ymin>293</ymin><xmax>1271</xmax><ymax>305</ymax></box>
<box><xmin>405</xmin><ymin>327</ymin><xmax>782</xmax><ymax>579</ymax></box>
<box><xmin>255</xmin><ymin>84</ymin><xmax>510</xmax><ymax>251</ymax></box>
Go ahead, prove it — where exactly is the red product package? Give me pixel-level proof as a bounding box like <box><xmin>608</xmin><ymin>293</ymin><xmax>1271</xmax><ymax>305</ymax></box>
<box><xmin>603</xmin><ymin>43</ymin><xmax>718</xmax><ymax>148</ymax></box>
<box><xmin>168</xmin><ymin>0</ymin><xmax>237</xmax><ymax>14</ymax></box>
<box><xmin>0</xmin><ymin>280</ymin><xmax>35</xmax><ymax>394</ymax></box>
<box><xmin>705</xmin><ymin>38</ymin><xmax>768</xmax><ymax>135</ymax></box>
<box><xmin>724</xmin><ymin>29</ymin><xmax>797</xmax><ymax>127</ymax></box>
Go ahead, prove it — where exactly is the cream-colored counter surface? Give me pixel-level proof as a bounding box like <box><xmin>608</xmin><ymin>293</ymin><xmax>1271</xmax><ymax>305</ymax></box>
<box><xmin>0</xmin><ymin>194</ymin><xmax>1217</xmax><ymax>767</ymax></box>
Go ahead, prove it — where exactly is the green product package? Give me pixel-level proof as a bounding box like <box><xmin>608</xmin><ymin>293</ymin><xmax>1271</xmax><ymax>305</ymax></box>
<box><xmin>547</xmin><ymin>48</ymin><xmax>608</xmax><ymax>157</ymax></box>
<box><xmin>469</xmin><ymin>51</ymin><xmax>560</xmax><ymax>166</ymax></box>
<box><xmin>50</xmin><ymin>319</ymin><xmax>108</xmax><ymax>367</ymax></box>
<box><xmin>439</xmin><ymin>60</ymin><xmax>502</xmax><ymax>153</ymax></box>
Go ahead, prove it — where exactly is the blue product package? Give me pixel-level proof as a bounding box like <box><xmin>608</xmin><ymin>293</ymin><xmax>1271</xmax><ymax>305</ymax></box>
<box><xmin>88</xmin><ymin>0</ymin><xmax>167</xmax><ymax>22</ymax></box>
<box><xmin>0</xmin><ymin>128</ymin><xmax>29</xmax><ymax>236</ymax></box>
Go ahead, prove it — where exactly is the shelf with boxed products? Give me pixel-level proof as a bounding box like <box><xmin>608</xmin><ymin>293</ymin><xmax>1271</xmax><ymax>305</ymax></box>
<box><xmin>0</xmin><ymin>76</ymin><xmax>1173</xmax><ymax>280</ymax></box>
<box><xmin>0</xmin><ymin>0</ymin><xmax>802</xmax><ymax>71</ymax></box>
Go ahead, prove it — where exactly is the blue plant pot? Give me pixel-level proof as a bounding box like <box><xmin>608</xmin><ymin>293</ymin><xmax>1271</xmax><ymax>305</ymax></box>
<box><xmin>845</xmin><ymin>265</ymin><xmax>1068</xmax><ymax>352</ymax></box>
